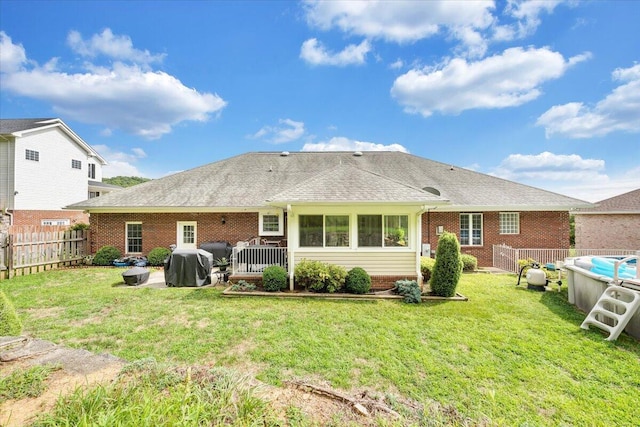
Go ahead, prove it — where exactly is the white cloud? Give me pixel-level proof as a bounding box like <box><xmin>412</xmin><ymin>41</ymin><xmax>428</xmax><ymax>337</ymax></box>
<box><xmin>67</xmin><ymin>29</ymin><xmax>166</xmax><ymax>66</ymax></box>
<box><xmin>300</xmin><ymin>38</ymin><xmax>371</xmax><ymax>66</ymax></box>
<box><xmin>302</xmin><ymin>0</ymin><xmax>494</xmax><ymax>50</ymax></box>
<box><xmin>502</xmin><ymin>0</ymin><xmax>564</xmax><ymax>39</ymax></box>
<box><xmin>536</xmin><ymin>63</ymin><xmax>640</xmax><ymax>138</ymax></box>
<box><xmin>93</xmin><ymin>144</ymin><xmax>147</xmax><ymax>178</ymax></box>
<box><xmin>0</xmin><ymin>30</ymin><xmax>226</xmax><ymax>139</ymax></box>
<box><xmin>391</xmin><ymin>47</ymin><xmax>590</xmax><ymax>116</ymax></box>
<box><xmin>302</xmin><ymin>136</ymin><xmax>408</xmax><ymax>152</ymax></box>
<box><xmin>251</xmin><ymin>119</ymin><xmax>305</xmax><ymax>143</ymax></box>
<box><xmin>389</xmin><ymin>59</ymin><xmax>404</xmax><ymax>70</ymax></box>
<box><xmin>488</xmin><ymin>151</ymin><xmax>640</xmax><ymax>202</ymax></box>
<box><xmin>0</xmin><ymin>32</ymin><xmax>27</xmax><ymax>73</ymax></box>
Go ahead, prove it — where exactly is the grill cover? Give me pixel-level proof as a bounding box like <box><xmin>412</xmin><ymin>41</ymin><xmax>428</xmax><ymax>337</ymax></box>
<box><xmin>199</xmin><ymin>241</ymin><xmax>232</xmax><ymax>261</ymax></box>
<box><xmin>122</xmin><ymin>266</ymin><xmax>150</xmax><ymax>286</ymax></box>
<box><xmin>164</xmin><ymin>249</ymin><xmax>213</xmax><ymax>287</ymax></box>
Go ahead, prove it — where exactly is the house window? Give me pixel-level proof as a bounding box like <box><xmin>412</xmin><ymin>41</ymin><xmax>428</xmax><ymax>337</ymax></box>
<box><xmin>358</xmin><ymin>215</ymin><xmax>382</xmax><ymax>247</ymax></box>
<box><xmin>299</xmin><ymin>215</ymin><xmax>323</xmax><ymax>247</ymax></box>
<box><xmin>41</xmin><ymin>219</ymin><xmax>70</xmax><ymax>226</ymax></box>
<box><xmin>89</xmin><ymin>191</ymin><xmax>100</xmax><ymax>198</ymax></box>
<box><xmin>325</xmin><ymin>215</ymin><xmax>349</xmax><ymax>247</ymax></box>
<box><xmin>25</xmin><ymin>149</ymin><xmax>39</xmax><ymax>161</ymax></box>
<box><xmin>384</xmin><ymin>215</ymin><xmax>408</xmax><ymax>247</ymax></box>
<box><xmin>259</xmin><ymin>212</ymin><xmax>283</xmax><ymax>236</ymax></box>
<box><xmin>126</xmin><ymin>222</ymin><xmax>142</xmax><ymax>253</ymax></box>
<box><xmin>88</xmin><ymin>163</ymin><xmax>96</xmax><ymax>179</ymax></box>
<box><xmin>72</xmin><ymin>159</ymin><xmax>82</xmax><ymax>169</ymax></box>
<box><xmin>500</xmin><ymin>212</ymin><xmax>520</xmax><ymax>234</ymax></box>
<box><xmin>460</xmin><ymin>213</ymin><xmax>482</xmax><ymax>246</ymax></box>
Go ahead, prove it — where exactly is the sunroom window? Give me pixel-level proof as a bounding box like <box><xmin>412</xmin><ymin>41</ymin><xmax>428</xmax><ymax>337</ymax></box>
<box><xmin>325</xmin><ymin>215</ymin><xmax>349</xmax><ymax>247</ymax></box>
<box><xmin>299</xmin><ymin>215</ymin><xmax>323</xmax><ymax>247</ymax></box>
<box><xmin>358</xmin><ymin>215</ymin><xmax>409</xmax><ymax>247</ymax></box>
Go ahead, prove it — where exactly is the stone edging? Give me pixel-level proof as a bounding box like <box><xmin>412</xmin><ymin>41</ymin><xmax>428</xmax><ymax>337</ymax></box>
<box><xmin>222</xmin><ymin>287</ymin><xmax>468</xmax><ymax>302</ymax></box>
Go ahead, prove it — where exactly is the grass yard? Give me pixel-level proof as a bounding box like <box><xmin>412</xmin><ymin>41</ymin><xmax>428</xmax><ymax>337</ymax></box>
<box><xmin>2</xmin><ymin>268</ymin><xmax>640</xmax><ymax>426</ymax></box>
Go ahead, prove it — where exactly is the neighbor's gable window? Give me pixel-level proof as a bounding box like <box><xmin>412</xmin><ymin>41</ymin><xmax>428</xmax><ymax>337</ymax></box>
<box><xmin>71</xmin><ymin>159</ymin><xmax>82</xmax><ymax>169</ymax></box>
<box><xmin>25</xmin><ymin>149</ymin><xmax>39</xmax><ymax>161</ymax></box>
<box><xmin>88</xmin><ymin>163</ymin><xmax>96</xmax><ymax>179</ymax></box>
<box><xmin>500</xmin><ymin>212</ymin><xmax>520</xmax><ymax>234</ymax></box>
<box><xmin>460</xmin><ymin>213</ymin><xmax>482</xmax><ymax>246</ymax></box>
<box><xmin>259</xmin><ymin>212</ymin><xmax>283</xmax><ymax>236</ymax></box>
<box><xmin>126</xmin><ymin>222</ymin><xmax>142</xmax><ymax>253</ymax></box>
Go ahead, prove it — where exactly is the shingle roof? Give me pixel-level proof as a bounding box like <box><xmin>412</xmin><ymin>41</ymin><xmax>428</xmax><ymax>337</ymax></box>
<box><xmin>66</xmin><ymin>151</ymin><xmax>592</xmax><ymax>211</ymax></box>
<box><xmin>0</xmin><ymin>118</ymin><xmax>57</xmax><ymax>134</ymax></box>
<box><xmin>574</xmin><ymin>188</ymin><xmax>640</xmax><ymax>214</ymax></box>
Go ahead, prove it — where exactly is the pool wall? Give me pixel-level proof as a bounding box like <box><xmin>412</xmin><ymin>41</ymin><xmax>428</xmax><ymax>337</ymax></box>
<box><xmin>565</xmin><ymin>260</ymin><xmax>640</xmax><ymax>340</ymax></box>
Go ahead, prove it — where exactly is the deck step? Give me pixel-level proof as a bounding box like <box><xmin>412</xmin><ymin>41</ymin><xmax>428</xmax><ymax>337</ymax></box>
<box><xmin>580</xmin><ymin>285</ymin><xmax>640</xmax><ymax>341</ymax></box>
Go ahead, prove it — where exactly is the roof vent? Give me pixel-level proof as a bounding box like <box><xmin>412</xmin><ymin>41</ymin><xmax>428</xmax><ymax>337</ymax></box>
<box><xmin>353</xmin><ymin>151</ymin><xmax>363</xmax><ymax>157</ymax></box>
<box><xmin>280</xmin><ymin>151</ymin><xmax>290</xmax><ymax>157</ymax></box>
<box><xmin>422</xmin><ymin>187</ymin><xmax>441</xmax><ymax>196</ymax></box>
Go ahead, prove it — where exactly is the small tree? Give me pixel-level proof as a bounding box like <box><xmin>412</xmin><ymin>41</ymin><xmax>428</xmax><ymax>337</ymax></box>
<box><xmin>344</xmin><ymin>267</ymin><xmax>371</xmax><ymax>294</ymax></box>
<box><xmin>0</xmin><ymin>290</ymin><xmax>22</xmax><ymax>336</ymax></box>
<box><xmin>262</xmin><ymin>265</ymin><xmax>288</xmax><ymax>292</ymax></box>
<box><xmin>430</xmin><ymin>232</ymin><xmax>463</xmax><ymax>297</ymax></box>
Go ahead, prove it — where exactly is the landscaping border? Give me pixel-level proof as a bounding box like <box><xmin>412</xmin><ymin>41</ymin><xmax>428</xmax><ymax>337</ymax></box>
<box><xmin>221</xmin><ymin>287</ymin><xmax>468</xmax><ymax>302</ymax></box>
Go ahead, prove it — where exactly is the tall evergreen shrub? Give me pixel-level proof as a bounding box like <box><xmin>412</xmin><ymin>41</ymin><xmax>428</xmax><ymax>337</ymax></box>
<box><xmin>0</xmin><ymin>290</ymin><xmax>22</xmax><ymax>336</ymax></box>
<box><xmin>430</xmin><ymin>232</ymin><xmax>463</xmax><ymax>297</ymax></box>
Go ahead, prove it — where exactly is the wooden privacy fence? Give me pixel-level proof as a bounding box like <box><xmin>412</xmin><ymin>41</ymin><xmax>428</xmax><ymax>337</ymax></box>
<box><xmin>0</xmin><ymin>226</ymin><xmax>89</xmax><ymax>280</ymax></box>
<box><xmin>493</xmin><ymin>244</ymin><xmax>638</xmax><ymax>274</ymax></box>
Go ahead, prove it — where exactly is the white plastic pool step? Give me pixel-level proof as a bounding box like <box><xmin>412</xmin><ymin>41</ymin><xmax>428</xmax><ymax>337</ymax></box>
<box><xmin>580</xmin><ymin>285</ymin><xmax>640</xmax><ymax>341</ymax></box>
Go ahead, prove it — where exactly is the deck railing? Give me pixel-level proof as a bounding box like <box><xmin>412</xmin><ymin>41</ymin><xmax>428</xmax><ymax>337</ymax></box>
<box><xmin>493</xmin><ymin>244</ymin><xmax>638</xmax><ymax>274</ymax></box>
<box><xmin>232</xmin><ymin>245</ymin><xmax>287</xmax><ymax>275</ymax></box>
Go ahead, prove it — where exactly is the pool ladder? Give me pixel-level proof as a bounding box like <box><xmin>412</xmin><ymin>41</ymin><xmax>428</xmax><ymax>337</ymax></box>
<box><xmin>580</xmin><ymin>284</ymin><xmax>640</xmax><ymax>341</ymax></box>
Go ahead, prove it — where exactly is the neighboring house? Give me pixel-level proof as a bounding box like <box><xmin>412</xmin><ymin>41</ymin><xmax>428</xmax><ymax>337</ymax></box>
<box><xmin>68</xmin><ymin>151</ymin><xmax>591</xmax><ymax>287</ymax></box>
<box><xmin>573</xmin><ymin>188</ymin><xmax>640</xmax><ymax>250</ymax></box>
<box><xmin>0</xmin><ymin>118</ymin><xmax>112</xmax><ymax>227</ymax></box>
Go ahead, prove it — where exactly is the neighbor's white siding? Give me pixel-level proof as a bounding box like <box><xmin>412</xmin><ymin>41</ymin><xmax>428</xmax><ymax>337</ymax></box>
<box><xmin>13</xmin><ymin>127</ymin><xmax>89</xmax><ymax>210</ymax></box>
<box><xmin>0</xmin><ymin>138</ymin><xmax>16</xmax><ymax>210</ymax></box>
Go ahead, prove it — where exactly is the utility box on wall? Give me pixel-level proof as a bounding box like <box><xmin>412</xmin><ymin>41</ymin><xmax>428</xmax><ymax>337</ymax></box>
<box><xmin>422</xmin><ymin>243</ymin><xmax>431</xmax><ymax>258</ymax></box>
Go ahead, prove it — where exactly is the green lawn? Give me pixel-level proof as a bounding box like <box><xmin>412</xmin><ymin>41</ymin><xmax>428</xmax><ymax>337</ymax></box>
<box><xmin>2</xmin><ymin>268</ymin><xmax>640</xmax><ymax>426</ymax></box>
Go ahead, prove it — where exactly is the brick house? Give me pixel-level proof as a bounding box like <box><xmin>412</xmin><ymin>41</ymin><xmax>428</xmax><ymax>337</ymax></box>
<box><xmin>68</xmin><ymin>151</ymin><xmax>591</xmax><ymax>287</ymax></box>
<box><xmin>0</xmin><ymin>118</ymin><xmax>117</xmax><ymax>227</ymax></box>
<box><xmin>574</xmin><ymin>188</ymin><xmax>640</xmax><ymax>250</ymax></box>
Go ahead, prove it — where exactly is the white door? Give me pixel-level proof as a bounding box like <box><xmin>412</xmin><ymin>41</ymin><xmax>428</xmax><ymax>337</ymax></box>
<box><xmin>177</xmin><ymin>221</ymin><xmax>197</xmax><ymax>249</ymax></box>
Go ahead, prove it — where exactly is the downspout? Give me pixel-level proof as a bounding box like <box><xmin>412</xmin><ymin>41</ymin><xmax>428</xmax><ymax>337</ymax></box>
<box><xmin>287</xmin><ymin>204</ymin><xmax>294</xmax><ymax>291</ymax></box>
<box><xmin>416</xmin><ymin>206</ymin><xmax>437</xmax><ymax>288</ymax></box>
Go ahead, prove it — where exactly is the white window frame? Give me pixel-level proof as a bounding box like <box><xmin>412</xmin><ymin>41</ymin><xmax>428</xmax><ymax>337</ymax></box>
<box><xmin>71</xmin><ymin>159</ymin><xmax>82</xmax><ymax>169</ymax></box>
<box><xmin>499</xmin><ymin>212</ymin><xmax>520</xmax><ymax>235</ymax></box>
<box><xmin>88</xmin><ymin>163</ymin><xmax>96</xmax><ymax>179</ymax></box>
<box><xmin>25</xmin><ymin>149</ymin><xmax>39</xmax><ymax>161</ymax></box>
<box><xmin>41</xmin><ymin>219</ymin><xmax>70</xmax><ymax>226</ymax></box>
<box><xmin>126</xmin><ymin>222</ymin><xmax>143</xmax><ymax>254</ymax></box>
<box><xmin>460</xmin><ymin>213</ymin><xmax>483</xmax><ymax>246</ymax></box>
<box><xmin>177</xmin><ymin>221</ymin><xmax>197</xmax><ymax>249</ymax></box>
<box><xmin>259</xmin><ymin>211</ymin><xmax>283</xmax><ymax>236</ymax></box>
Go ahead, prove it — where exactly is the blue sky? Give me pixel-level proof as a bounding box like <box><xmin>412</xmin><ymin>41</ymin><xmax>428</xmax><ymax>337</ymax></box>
<box><xmin>1</xmin><ymin>0</ymin><xmax>638</xmax><ymax>202</ymax></box>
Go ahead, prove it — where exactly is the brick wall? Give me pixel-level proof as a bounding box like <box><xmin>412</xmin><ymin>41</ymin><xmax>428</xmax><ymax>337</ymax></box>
<box><xmin>11</xmin><ymin>210</ymin><xmax>89</xmax><ymax>226</ymax></box>
<box><xmin>575</xmin><ymin>214</ymin><xmax>640</xmax><ymax>250</ymax></box>
<box><xmin>422</xmin><ymin>211</ymin><xmax>570</xmax><ymax>267</ymax></box>
<box><xmin>90</xmin><ymin>212</ymin><xmax>275</xmax><ymax>255</ymax></box>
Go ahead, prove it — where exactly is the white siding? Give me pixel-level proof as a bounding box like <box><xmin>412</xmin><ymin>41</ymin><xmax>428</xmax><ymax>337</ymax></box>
<box><xmin>293</xmin><ymin>250</ymin><xmax>416</xmax><ymax>275</ymax></box>
<box><xmin>13</xmin><ymin>127</ymin><xmax>89</xmax><ymax>210</ymax></box>
<box><xmin>0</xmin><ymin>139</ymin><xmax>16</xmax><ymax>209</ymax></box>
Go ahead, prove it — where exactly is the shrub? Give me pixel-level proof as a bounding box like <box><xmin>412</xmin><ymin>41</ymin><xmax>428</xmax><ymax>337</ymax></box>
<box><xmin>262</xmin><ymin>265</ymin><xmax>288</xmax><ymax>292</ymax></box>
<box><xmin>344</xmin><ymin>267</ymin><xmax>371</xmax><ymax>294</ymax></box>
<box><xmin>229</xmin><ymin>280</ymin><xmax>256</xmax><ymax>292</ymax></box>
<box><xmin>69</xmin><ymin>222</ymin><xmax>89</xmax><ymax>231</ymax></box>
<box><xmin>148</xmin><ymin>247</ymin><xmax>172</xmax><ymax>266</ymax></box>
<box><xmin>0</xmin><ymin>290</ymin><xmax>22</xmax><ymax>336</ymax></box>
<box><xmin>420</xmin><ymin>257</ymin><xmax>436</xmax><ymax>283</ymax></box>
<box><xmin>460</xmin><ymin>254</ymin><xmax>478</xmax><ymax>272</ymax></box>
<box><xmin>92</xmin><ymin>245</ymin><xmax>122</xmax><ymax>266</ymax></box>
<box><xmin>294</xmin><ymin>259</ymin><xmax>346</xmax><ymax>293</ymax></box>
<box><xmin>324</xmin><ymin>264</ymin><xmax>347</xmax><ymax>293</ymax></box>
<box><xmin>395</xmin><ymin>279</ymin><xmax>421</xmax><ymax>304</ymax></box>
<box><xmin>430</xmin><ymin>232</ymin><xmax>463</xmax><ymax>297</ymax></box>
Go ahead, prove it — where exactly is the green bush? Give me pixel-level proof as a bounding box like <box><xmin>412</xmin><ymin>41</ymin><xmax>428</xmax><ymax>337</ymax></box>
<box><xmin>430</xmin><ymin>232</ymin><xmax>463</xmax><ymax>297</ymax></box>
<box><xmin>420</xmin><ymin>257</ymin><xmax>436</xmax><ymax>283</ymax></box>
<box><xmin>344</xmin><ymin>267</ymin><xmax>371</xmax><ymax>294</ymax></box>
<box><xmin>229</xmin><ymin>280</ymin><xmax>256</xmax><ymax>292</ymax></box>
<box><xmin>93</xmin><ymin>245</ymin><xmax>122</xmax><ymax>266</ymax></box>
<box><xmin>69</xmin><ymin>222</ymin><xmax>89</xmax><ymax>231</ymax></box>
<box><xmin>395</xmin><ymin>279</ymin><xmax>421</xmax><ymax>304</ymax></box>
<box><xmin>0</xmin><ymin>290</ymin><xmax>22</xmax><ymax>336</ymax></box>
<box><xmin>460</xmin><ymin>254</ymin><xmax>478</xmax><ymax>272</ymax></box>
<box><xmin>294</xmin><ymin>259</ymin><xmax>346</xmax><ymax>293</ymax></box>
<box><xmin>148</xmin><ymin>247</ymin><xmax>172</xmax><ymax>266</ymax></box>
<box><xmin>262</xmin><ymin>265</ymin><xmax>288</xmax><ymax>292</ymax></box>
